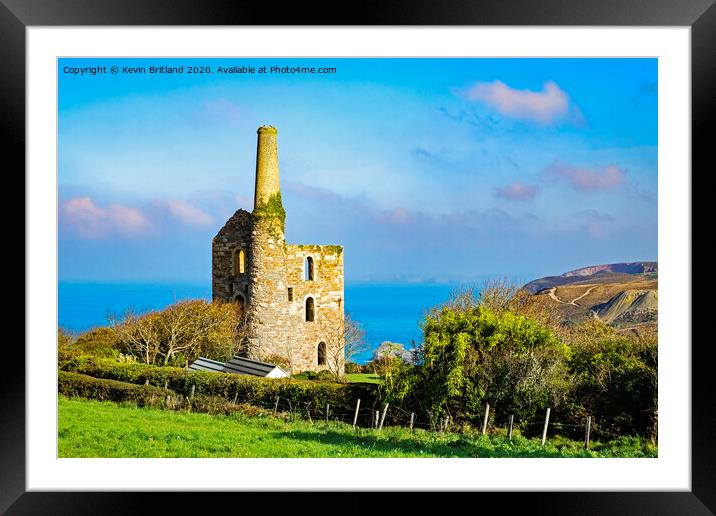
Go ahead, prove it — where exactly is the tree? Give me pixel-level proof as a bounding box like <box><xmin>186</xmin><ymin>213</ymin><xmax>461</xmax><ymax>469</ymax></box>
<box><xmin>324</xmin><ymin>314</ymin><xmax>368</xmax><ymax>379</ymax></box>
<box><xmin>58</xmin><ymin>327</ymin><xmax>76</xmax><ymax>362</ymax></box>
<box><xmin>111</xmin><ymin>300</ymin><xmax>241</xmax><ymax>366</ymax></box>
<box><xmin>370</xmin><ymin>341</ymin><xmax>414</xmax><ymax>377</ymax></box>
<box><xmin>110</xmin><ymin>308</ymin><xmax>162</xmax><ymax>365</ymax></box>
<box><xmin>58</xmin><ymin>328</ymin><xmax>73</xmax><ymax>349</ymax></box>
<box><xmin>380</xmin><ymin>287</ymin><xmax>570</xmax><ymax>424</ymax></box>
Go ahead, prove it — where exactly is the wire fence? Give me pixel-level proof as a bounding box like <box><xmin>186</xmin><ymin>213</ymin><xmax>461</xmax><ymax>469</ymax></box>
<box><xmin>159</xmin><ymin>381</ymin><xmax>616</xmax><ymax>447</ymax></box>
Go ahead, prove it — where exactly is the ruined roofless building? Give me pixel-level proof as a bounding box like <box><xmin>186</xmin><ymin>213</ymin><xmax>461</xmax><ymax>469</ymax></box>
<box><xmin>212</xmin><ymin>126</ymin><xmax>344</xmax><ymax>374</ymax></box>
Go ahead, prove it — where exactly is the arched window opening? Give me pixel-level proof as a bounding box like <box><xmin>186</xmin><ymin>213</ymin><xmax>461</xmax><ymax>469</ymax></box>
<box><xmin>317</xmin><ymin>341</ymin><xmax>326</xmax><ymax>366</ymax></box>
<box><xmin>304</xmin><ymin>256</ymin><xmax>314</xmax><ymax>281</ymax></box>
<box><xmin>234</xmin><ymin>249</ymin><xmax>246</xmax><ymax>275</ymax></box>
<box><xmin>305</xmin><ymin>297</ymin><xmax>315</xmax><ymax>322</ymax></box>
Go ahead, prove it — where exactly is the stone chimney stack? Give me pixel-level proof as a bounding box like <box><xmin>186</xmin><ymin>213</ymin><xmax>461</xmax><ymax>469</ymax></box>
<box><xmin>253</xmin><ymin>126</ymin><xmax>280</xmax><ymax>210</ymax></box>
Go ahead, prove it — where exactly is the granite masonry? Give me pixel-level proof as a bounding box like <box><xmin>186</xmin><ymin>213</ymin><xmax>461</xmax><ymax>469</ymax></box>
<box><xmin>212</xmin><ymin>126</ymin><xmax>344</xmax><ymax>374</ymax></box>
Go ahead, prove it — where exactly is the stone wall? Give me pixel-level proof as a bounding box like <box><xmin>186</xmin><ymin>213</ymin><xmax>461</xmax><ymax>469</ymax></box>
<box><xmin>211</xmin><ymin>209</ymin><xmax>253</xmax><ymax>303</ymax></box>
<box><xmin>283</xmin><ymin>244</ymin><xmax>344</xmax><ymax>374</ymax></box>
<box><xmin>245</xmin><ymin>216</ymin><xmax>291</xmax><ymax>362</ymax></box>
<box><xmin>211</xmin><ymin>213</ymin><xmax>345</xmax><ymax>374</ymax></box>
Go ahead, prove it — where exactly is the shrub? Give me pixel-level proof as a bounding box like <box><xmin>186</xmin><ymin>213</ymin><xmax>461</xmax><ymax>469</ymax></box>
<box><xmin>58</xmin><ymin>328</ymin><xmax>73</xmax><ymax>348</ymax></box>
<box><xmin>292</xmin><ymin>369</ymin><xmax>341</xmax><ymax>382</ymax></box>
<box><xmin>344</xmin><ymin>362</ymin><xmax>364</xmax><ymax>374</ymax></box>
<box><xmin>315</xmin><ymin>370</ymin><xmax>336</xmax><ymax>381</ymax></box>
<box><xmin>380</xmin><ymin>292</ymin><xmax>571</xmax><ymax>429</ymax></box>
<box><xmin>58</xmin><ymin>328</ymin><xmax>78</xmax><ymax>363</ymax></box>
<box><xmin>60</xmin><ymin>356</ymin><xmax>377</xmax><ymax>419</ymax></box>
<box><xmin>291</xmin><ymin>371</ymin><xmax>316</xmax><ymax>381</ymax></box>
<box><xmin>58</xmin><ymin>371</ymin><xmax>277</xmax><ymax>417</ymax></box>
<box><xmin>565</xmin><ymin>322</ymin><xmax>657</xmax><ymax>439</ymax></box>
<box><xmin>72</xmin><ymin>327</ymin><xmax>120</xmax><ymax>358</ymax></box>
<box><xmin>59</xmin><ymin>370</ymin><xmax>168</xmax><ymax>406</ymax></box>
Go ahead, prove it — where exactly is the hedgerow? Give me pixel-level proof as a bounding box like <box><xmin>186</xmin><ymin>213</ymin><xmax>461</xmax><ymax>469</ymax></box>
<box><xmin>59</xmin><ymin>371</ymin><xmax>279</xmax><ymax>417</ymax></box>
<box><xmin>60</xmin><ymin>356</ymin><xmax>377</xmax><ymax>413</ymax></box>
<box><xmin>59</xmin><ymin>371</ymin><xmax>168</xmax><ymax>406</ymax></box>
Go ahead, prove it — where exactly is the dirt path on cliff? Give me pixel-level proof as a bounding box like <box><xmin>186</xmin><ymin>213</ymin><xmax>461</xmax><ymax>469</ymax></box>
<box><xmin>546</xmin><ymin>285</ymin><xmax>597</xmax><ymax>306</ymax></box>
<box><xmin>569</xmin><ymin>286</ymin><xmax>597</xmax><ymax>305</ymax></box>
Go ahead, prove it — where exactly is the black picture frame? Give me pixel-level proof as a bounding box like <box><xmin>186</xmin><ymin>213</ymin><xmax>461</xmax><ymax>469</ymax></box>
<box><xmin>5</xmin><ymin>0</ymin><xmax>711</xmax><ymax>513</ymax></box>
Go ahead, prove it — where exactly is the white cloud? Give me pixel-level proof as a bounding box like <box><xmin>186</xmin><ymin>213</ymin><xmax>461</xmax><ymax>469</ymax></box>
<box><xmin>463</xmin><ymin>80</ymin><xmax>579</xmax><ymax>126</ymax></box>
<box><xmin>61</xmin><ymin>195</ymin><xmax>216</xmax><ymax>239</ymax></box>
<box><xmin>545</xmin><ymin>161</ymin><xmax>626</xmax><ymax>192</ymax></box>
<box><xmin>495</xmin><ymin>181</ymin><xmax>538</xmax><ymax>201</ymax></box>
<box><xmin>161</xmin><ymin>199</ymin><xmax>214</xmax><ymax>227</ymax></box>
<box><xmin>61</xmin><ymin>197</ymin><xmax>153</xmax><ymax>239</ymax></box>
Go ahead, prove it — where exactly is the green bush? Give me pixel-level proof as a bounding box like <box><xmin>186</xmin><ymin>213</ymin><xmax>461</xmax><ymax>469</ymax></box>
<box><xmin>315</xmin><ymin>370</ymin><xmax>336</xmax><ymax>381</ymax></box>
<box><xmin>59</xmin><ymin>371</ymin><xmax>278</xmax><ymax>417</ymax></box>
<box><xmin>565</xmin><ymin>327</ymin><xmax>657</xmax><ymax>439</ymax></box>
<box><xmin>58</xmin><ymin>328</ymin><xmax>73</xmax><ymax>349</ymax></box>
<box><xmin>378</xmin><ymin>284</ymin><xmax>658</xmax><ymax>440</ymax></box>
<box><xmin>58</xmin><ymin>328</ymin><xmax>79</xmax><ymax>363</ymax></box>
<box><xmin>380</xmin><ymin>302</ymin><xmax>570</xmax><ymax>430</ymax></box>
<box><xmin>290</xmin><ymin>371</ymin><xmax>316</xmax><ymax>381</ymax></box>
<box><xmin>60</xmin><ymin>356</ymin><xmax>377</xmax><ymax>417</ymax></box>
<box><xmin>344</xmin><ymin>362</ymin><xmax>365</xmax><ymax>374</ymax></box>
<box><xmin>59</xmin><ymin>370</ymin><xmax>168</xmax><ymax>406</ymax></box>
<box><xmin>72</xmin><ymin>327</ymin><xmax>120</xmax><ymax>358</ymax></box>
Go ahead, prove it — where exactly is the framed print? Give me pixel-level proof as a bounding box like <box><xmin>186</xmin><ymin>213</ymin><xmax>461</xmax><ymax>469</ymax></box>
<box><xmin>6</xmin><ymin>0</ymin><xmax>712</xmax><ymax>513</ymax></box>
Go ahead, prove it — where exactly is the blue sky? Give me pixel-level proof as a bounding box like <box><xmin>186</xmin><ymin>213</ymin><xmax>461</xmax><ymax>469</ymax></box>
<box><xmin>58</xmin><ymin>58</ymin><xmax>657</xmax><ymax>284</ymax></box>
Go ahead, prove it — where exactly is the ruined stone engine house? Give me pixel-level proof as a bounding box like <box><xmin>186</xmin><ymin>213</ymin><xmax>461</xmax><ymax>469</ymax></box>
<box><xmin>212</xmin><ymin>126</ymin><xmax>344</xmax><ymax>374</ymax></box>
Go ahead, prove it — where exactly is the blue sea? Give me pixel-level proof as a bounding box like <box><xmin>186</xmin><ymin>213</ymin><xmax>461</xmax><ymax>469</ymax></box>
<box><xmin>58</xmin><ymin>282</ymin><xmax>461</xmax><ymax>363</ymax></box>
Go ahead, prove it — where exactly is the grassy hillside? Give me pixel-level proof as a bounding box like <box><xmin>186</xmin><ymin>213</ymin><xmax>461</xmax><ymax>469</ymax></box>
<box><xmin>530</xmin><ymin>277</ymin><xmax>658</xmax><ymax>332</ymax></box>
<box><xmin>58</xmin><ymin>396</ymin><xmax>656</xmax><ymax>458</ymax></box>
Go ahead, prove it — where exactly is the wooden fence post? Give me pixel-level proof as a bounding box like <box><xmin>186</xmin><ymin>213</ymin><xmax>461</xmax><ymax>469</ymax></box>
<box><xmin>164</xmin><ymin>380</ymin><xmax>169</xmax><ymax>390</ymax></box>
<box><xmin>352</xmin><ymin>399</ymin><xmax>361</xmax><ymax>429</ymax></box>
<box><xmin>508</xmin><ymin>414</ymin><xmax>514</xmax><ymax>442</ymax></box>
<box><xmin>584</xmin><ymin>416</ymin><xmax>592</xmax><ymax>450</ymax></box>
<box><xmin>445</xmin><ymin>415</ymin><xmax>451</xmax><ymax>432</ymax></box>
<box><xmin>273</xmin><ymin>396</ymin><xmax>279</xmax><ymax>414</ymax></box>
<box><xmin>306</xmin><ymin>402</ymin><xmax>313</xmax><ymax>424</ymax></box>
<box><xmin>374</xmin><ymin>410</ymin><xmax>380</xmax><ymax>429</ymax></box>
<box><xmin>410</xmin><ymin>412</ymin><xmax>415</xmax><ymax>432</ymax></box>
<box><xmin>541</xmin><ymin>408</ymin><xmax>551</xmax><ymax>446</ymax></box>
<box><xmin>325</xmin><ymin>404</ymin><xmax>330</xmax><ymax>423</ymax></box>
<box><xmin>379</xmin><ymin>403</ymin><xmax>389</xmax><ymax>430</ymax></box>
<box><xmin>481</xmin><ymin>403</ymin><xmax>490</xmax><ymax>435</ymax></box>
<box><xmin>190</xmin><ymin>384</ymin><xmax>195</xmax><ymax>399</ymax></box>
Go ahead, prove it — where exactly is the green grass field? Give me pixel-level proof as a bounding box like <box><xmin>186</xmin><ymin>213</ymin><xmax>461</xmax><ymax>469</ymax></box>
<box><xmin>58</xmin><ymin>396</ymin><xmax>657</xmax><ymax>458</ymax></box>
<box><xmin>343</xmin><ymin>373</ymin><xmax>381</xmax><ymax>384</ymax></box>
